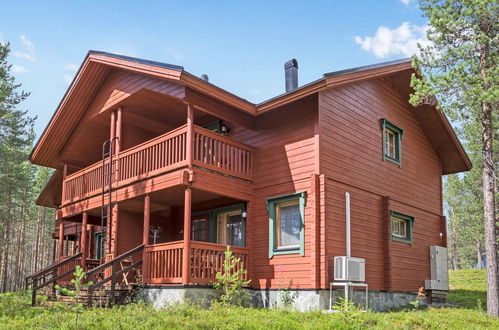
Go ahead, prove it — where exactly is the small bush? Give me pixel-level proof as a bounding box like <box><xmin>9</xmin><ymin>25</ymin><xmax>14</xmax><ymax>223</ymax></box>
<box><xmin>213</xmin><ymin>246</ymin><xmax>251</xmax><ymax>306</ymax></box>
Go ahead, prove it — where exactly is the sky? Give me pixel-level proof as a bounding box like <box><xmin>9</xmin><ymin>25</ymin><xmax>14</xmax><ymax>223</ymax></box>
<box><xmin>1</xmin><ymin>0</ymin><xmax>430</xmax><ymax>138</ymax></box>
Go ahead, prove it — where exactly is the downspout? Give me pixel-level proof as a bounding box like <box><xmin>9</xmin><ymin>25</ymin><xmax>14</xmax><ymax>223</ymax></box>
<box><xmin>346</xmin><ymin>192</ymin><xmax>351</xmax><ymax>258</ymax></box>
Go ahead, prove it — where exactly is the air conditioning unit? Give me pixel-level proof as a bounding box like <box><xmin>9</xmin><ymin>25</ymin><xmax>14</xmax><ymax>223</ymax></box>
<box><xmin>334</xmin><ymin>256</ymin><xmax>365</xmax><ymax>282</ymax></box>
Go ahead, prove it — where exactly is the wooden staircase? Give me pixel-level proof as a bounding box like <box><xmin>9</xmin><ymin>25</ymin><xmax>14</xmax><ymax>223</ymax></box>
<box><xmin>26</xmin><ymin>245</ymin><xmax>144</xmax><ymax>307</ymax></box>
<box><xmin>41</xmin><ymin>285</ymin><xmax>137</xmax><ymax>307</ymax></box>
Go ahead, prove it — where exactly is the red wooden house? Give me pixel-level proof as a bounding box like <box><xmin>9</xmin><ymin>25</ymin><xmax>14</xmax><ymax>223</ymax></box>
<box><xmin>29</xmin><ymin>51</ymin><xmax>470</xmax><ymax>310</ymax></box>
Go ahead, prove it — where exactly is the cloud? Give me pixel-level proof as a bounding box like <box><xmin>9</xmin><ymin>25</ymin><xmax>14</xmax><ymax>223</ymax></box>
<box><xmin>399</xmin><ymin>0</ymin><xmax>411</xmax><ymax>5</ymax></box>
<box><xmin>12</xmin><ymin>64</ymin><xmax>28</xmax><ymax>73</ymax></box>
<box><xmin>63</xmin><ymin>73</ymin><xmax>74</xmax><ymax>84</ymax></box>
<box><xmin>63</xmin><ymin>63</ymin><xmax>79</xmax><ymax>71</ymax></box>
<box><xmin>13</xmin><ymin>35</ymin><xmax>37</xmax><ymax>61</ymax></box>
<box><xmin>354</xmin><ymin>22</ymin><xmax>429</xmax><ymax>58</ymax></box>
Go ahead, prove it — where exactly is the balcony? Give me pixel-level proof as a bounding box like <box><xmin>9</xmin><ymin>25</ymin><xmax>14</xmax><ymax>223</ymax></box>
<box><xmin>143</xmin><ymin>241</ymin><xmax>250</xmax><ymax>285</ymax></box>
<box><xmin>62</xmin><ymin>125</ymin><xmax>254</xmax><ymax>205</ymax></box>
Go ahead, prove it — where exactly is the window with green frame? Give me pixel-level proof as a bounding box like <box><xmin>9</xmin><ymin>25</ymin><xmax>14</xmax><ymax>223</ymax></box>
<box><xmin>381</xmin><ymin>119</ymin><xmax>404</xmax><ymax>166</ymax></box>
<box><xmin>266</xmin><ymin>192</ymin><xmax>306</xmax><ymax>258</ymax></box>
<box><xmin>390</xmin><ymin>211</ymin><xmax>414</xmax><ymax>245</ymax></box>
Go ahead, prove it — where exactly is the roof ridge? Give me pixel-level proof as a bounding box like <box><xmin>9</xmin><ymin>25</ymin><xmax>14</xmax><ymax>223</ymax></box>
<box><xmin>88</xmin><ymin>50</ymin><xmax>184</xmax><ymax>71</ymax></box>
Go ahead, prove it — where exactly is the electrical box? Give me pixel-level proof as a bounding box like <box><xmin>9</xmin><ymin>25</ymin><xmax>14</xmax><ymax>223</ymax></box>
<box><xmin>334</xmin><ymin>256</ymin><xmax>365</xmax><ymax>282</ymax></box>
<box><xmin>425</xmin><ymin>246</ymin><xmax>449</xmax><ymax>291</ymax></box>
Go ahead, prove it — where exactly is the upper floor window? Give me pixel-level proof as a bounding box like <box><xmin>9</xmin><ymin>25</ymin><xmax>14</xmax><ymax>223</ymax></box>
<box><xmin>266</xmin><ymin>192</ymin><xmax>306</xmax><ymax>258</ymax></box>
<box><xmin>381</xmin><ymin>119</ymin><xmax>404</xmax><ymax>166</ymax></box>
<box><xmin>390</xmin><ymin>211</ymin><xmax>414</xmax><ymax>245</ymax></box>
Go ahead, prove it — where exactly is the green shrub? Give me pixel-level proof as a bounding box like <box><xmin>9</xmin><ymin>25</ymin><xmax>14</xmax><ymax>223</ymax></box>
<box><xmin>213</xmin><ymin>246</ymin><xmax>251</xmax><ymax>306</ymax></box>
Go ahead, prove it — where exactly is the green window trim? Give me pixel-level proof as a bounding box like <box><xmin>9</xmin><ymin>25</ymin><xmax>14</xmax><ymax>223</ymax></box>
<box><xmin>390</xmin><ymin>211</ymin><xmax>414</xmax><ymax>245</ymax></box>
<box><xmin>381</xmin><ymin>119</ymin><xmax>404</xmax><ymax>167</ymax></box>
<box><xmin>266</xmin><ymin>192</ymin><xmax>306</xmax><ymax>258</ymax></box>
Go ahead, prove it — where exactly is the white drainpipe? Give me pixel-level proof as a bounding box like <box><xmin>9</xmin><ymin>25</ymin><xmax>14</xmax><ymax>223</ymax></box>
<box><xmin>346</xmin><ymin>192</ymin><xmax>351</xmax><ymax>258</ymax></box>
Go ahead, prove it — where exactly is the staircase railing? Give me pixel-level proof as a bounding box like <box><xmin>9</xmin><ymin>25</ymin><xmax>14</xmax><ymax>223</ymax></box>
<box><xmin>27</xmin><ymin>252</ymin><xmax>82</xmax><ymax>306</ymax></box>
<box><xmin>85</xmin><ymin>244</ymin><xmax>144</xmax><ymax>307</ymax></box>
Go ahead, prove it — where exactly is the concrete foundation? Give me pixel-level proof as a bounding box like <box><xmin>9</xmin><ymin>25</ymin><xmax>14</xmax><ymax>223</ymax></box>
<box><xmin>141</xmin><ymin>286</ymin><xmax>424</xmax><ymax>312</ymax></box>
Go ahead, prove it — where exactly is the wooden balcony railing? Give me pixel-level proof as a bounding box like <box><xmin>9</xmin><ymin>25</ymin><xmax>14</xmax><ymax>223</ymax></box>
<box><xmin>193</xmin><ymin>126</ymin><xmax>253</xmax><ymax>181</ymax></box>
<box><xmin>142</xmin><ymin>240</ymin><xmax>249</xmax><ymax>285</ymax></box>
<box><xmin>62</xmin><ymin>125</ymin><xmax>253</xmax><ymax>205</ymax></box>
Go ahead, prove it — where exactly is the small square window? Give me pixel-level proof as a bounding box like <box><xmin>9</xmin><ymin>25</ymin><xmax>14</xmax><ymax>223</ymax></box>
<box><xmin>381</xmin><ymin>119</ymin><xmax>404</xmax><ymax>166</ymax></box>
<box><xmin>390</xmin><ymin>211</ymin><xmax>414</xmax><ymax>244</ymax></box>
<box><xmin>266</xmin><ymin>192</ymin><xmax>306</xmax><ymax>258</ymax></box>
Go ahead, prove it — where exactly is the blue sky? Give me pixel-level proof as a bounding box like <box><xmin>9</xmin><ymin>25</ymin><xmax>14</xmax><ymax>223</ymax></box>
<box><xmin>1</xmin><ymin>0</ymin><xmax>429</xmax><ymax>137</ymax></box>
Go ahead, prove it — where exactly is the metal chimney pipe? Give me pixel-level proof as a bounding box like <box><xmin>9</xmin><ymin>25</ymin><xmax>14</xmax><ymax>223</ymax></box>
<box><xmin>284</xmin><ymin>59</ymin><xmax>298</xmax><ymax>93</ymax></box>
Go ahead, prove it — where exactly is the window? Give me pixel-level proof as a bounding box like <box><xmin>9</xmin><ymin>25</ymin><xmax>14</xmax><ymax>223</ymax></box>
<box><xmin>266</xmin><ymin>192</ymin><xmax>306</xmax><ymax>257</ymax></box>
<box><xmin>390</xmin><ymin>211</ymin><xmax>414</xmax><ymax>244</ymax></box>
<box><xmin>192</xmin><ymin>216</ymin><xmax>209</xmax><ymax>242</ymax></box>
<box><xmin>381</xmin><ymin>119</ymin><xmax>404</xmax><ymax>166</ymax></box>
<box><xmin>94</xmin><ymin>231</ymin><xmax>106</xmax><ymax>260</ymax></box>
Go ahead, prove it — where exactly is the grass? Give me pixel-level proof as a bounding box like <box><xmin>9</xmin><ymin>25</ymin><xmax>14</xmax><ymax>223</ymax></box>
<box><xmin>448</xmin><ymin>268</ymin><xmax>487</xmax><ymax>310</ymax></box>
<box><xmin>0</xmin><ymin>269</ymin><xmax>496</xmax><ymax>329</ymax></box>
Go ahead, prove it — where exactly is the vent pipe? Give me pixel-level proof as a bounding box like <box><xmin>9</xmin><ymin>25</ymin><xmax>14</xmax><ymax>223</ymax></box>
<box><xmin>346</xmin><ymin>192</ymin><xmax>351</xmax><ymax>257</ymax></box>
<box><xmin>284</xmin><ymin>58</ymin><xmax>298</xmax><ymax>93</ymax></box>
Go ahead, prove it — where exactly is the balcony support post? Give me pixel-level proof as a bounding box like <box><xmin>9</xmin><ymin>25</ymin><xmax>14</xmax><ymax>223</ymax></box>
<box><xmin>61</xmin><ymin>164</ymin><xmax>68</xmax><ymax>205</ymax></box>
<box><xmin>110</xmin><ymin>110</ymin><xmax>116</xmax><ymax>141</ymax></box>
<box><xmin>81</xmin><ymin>212</ymin><xmax>88</xmax><ymax>269</ymax></box>
<box><xmin>186</xmin><ymin>104</ymin><xmax>194</xmax><ymax>172</ymax></box>
<box><xmin>182</xmin><ymin>187</ymin><xmax>192</xmax><ymax>285</ymax></box>
<box><xmin>58</xmin><ymin>221</ymin><xmax>64</xmax><ymax>259</ymax></box>
<box><xmin>116</xmin><ymin>107</ymin><xmax>122</xmax><ymax>154</ymax></box>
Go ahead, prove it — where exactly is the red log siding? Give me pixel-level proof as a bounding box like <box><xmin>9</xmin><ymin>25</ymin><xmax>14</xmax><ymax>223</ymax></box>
<box><xmin>389</xmin><ymin>200</ymin><xmax>443</xmax><ymax>292</ymax></box>
<box><xmin>231</xmin><ymin>96</ymin><xmax>318</xmax><ymax>289</ymax></box>
<box><xmin>319</xmin><ymin>79</ymin><xmax>444</xmax><ymax>292</ymax></box>
<box><xmin>116</xmin><ymin>210</ymin><xmax>143</xmax><ymax>256</ymax></box>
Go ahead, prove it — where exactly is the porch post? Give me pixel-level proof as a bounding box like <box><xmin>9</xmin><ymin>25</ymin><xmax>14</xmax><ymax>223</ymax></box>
<box><xmin>52</xmin><ymin>240</ymin><xmax>56</xmax><ymax>262</ymax></box>
<box><xmin>58</xmin><ymin>221</ymin><xmax>64</xmax><ymax>259</ymax></box>
<box><xmin>182</xmin><ymin>187</ymin><xmax>192</xmax><ymax>285</ymax></box>
<box><xmin>88</xmin><ymin>225</ymin><xmax>94</xmax><ymax>259</ymax></box>
<box><xmin>81</xmin><ymin>212</ymin><xmax>88</xmax><ymax>269</ymax></box>
<box><xmin>143</xmin><ymin>195</ymin><xmax>150</xmax><ymax>246</ymax></box>
<box><xmin>65</xmin><ymin>235</ymin><xmax>69</xmax><ymax>256</ymax></box>
<box><xmin>142</xmin><ymin>194</ymin><xmax>150</xmax><ymax>279</ymax></box>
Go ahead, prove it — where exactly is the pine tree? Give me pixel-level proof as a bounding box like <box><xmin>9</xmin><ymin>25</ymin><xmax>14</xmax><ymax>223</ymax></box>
<box><xmin>411</xmin><ymin>0</ymin><xmax>498</xmax><ymax>316</ymax></box>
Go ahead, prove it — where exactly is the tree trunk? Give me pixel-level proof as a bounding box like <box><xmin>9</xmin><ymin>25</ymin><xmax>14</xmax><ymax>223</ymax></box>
<box><xmin>1</xmin><ymin>192</ymin><xmax>12</xmax><ymax>293</ymax></box>
<box><xmin>448</xmin><ymin>211</ymin><xmax>460</xmax><ymax>270</ymax></box>
<box><xmin>477</xmin><ymin>242</ymin><xmax>483</xmax><ymax>269</ymax></box>
<box><xmin>481</xmin><ymin>99</ymin><xmax>498</xmax><ymax>316</ymax></box>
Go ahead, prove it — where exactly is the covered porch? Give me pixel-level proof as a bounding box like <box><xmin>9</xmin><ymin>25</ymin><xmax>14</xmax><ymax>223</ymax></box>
<box><xmin>59</xmin><ymin>183</ymin><xmax>252</xmax><ymax>287</ymax></box>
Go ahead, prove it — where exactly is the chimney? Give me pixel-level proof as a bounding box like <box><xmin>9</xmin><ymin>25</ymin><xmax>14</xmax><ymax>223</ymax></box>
<box><xmin>284</xmin><ymin>59</ymin><xmax>298</xmax><ymax>93</ymax></box>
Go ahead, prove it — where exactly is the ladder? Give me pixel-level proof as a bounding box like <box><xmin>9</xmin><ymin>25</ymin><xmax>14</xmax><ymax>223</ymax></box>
<box><xmin>100</xmin><ymin>137</ymin><xmax>119</xmax><ymax>264</ymax></box>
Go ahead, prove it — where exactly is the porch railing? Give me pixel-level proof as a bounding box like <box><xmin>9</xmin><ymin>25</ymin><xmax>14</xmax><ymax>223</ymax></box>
<box><xmin>62</xmin><ymin>125</ymin><xmax>253</xmax><ymax>205</ymax></box>
<box><xmin>143</xmin><ymin>241</ymin><xmax>250</xmax><ymax>285</ymax></box>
